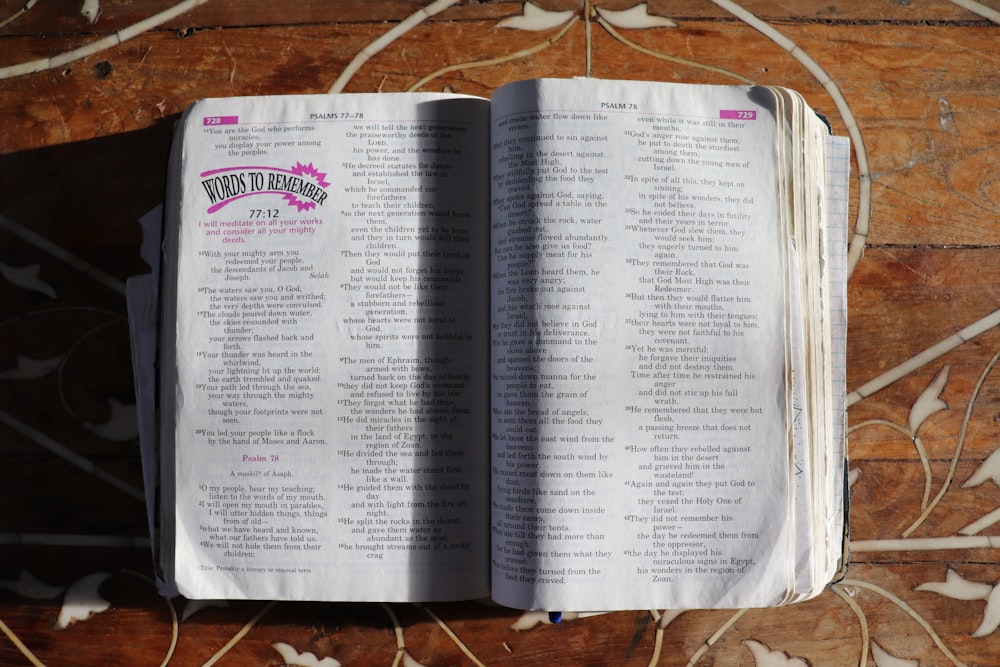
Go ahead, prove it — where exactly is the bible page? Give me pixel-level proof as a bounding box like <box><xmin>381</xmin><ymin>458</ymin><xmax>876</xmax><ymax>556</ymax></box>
<box><xmin>489</xmin><ymin>78</ymin><xmax>795</xmax><ymax>610</ymax></box>
<box><xmin>161</xmin><ymin>93</ymin><xmax>491</xmax><ymax>601</ymax></box>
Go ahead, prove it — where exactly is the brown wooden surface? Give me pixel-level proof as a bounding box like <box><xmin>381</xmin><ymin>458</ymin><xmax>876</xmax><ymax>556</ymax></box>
<box><xmin>2</xmin><ymin>1</ymin><xmax>1000</xmax><ymax>665</ymax></box>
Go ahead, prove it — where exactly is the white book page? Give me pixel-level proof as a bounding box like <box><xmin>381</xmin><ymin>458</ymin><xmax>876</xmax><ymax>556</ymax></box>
<box><xmin>162</xmin><ymin>93</ymin><xmax>491</xmax><ymax>601</ymax></box>
<box><xmin>824</xmin><ymin>134</ymin><xmax>851</xmax><ymax>579</ymax></box>
<box><xmin>489</xmin><ymin>79</ymin><xmax>792</xmax><ymax>610</ymax></box>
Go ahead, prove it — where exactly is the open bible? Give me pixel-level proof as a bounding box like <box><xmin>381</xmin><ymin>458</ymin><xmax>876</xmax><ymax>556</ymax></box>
<box><xmin>151</xmin><ymin>77</ymin><xmax>849</xmax><ymax>611</ymax></box>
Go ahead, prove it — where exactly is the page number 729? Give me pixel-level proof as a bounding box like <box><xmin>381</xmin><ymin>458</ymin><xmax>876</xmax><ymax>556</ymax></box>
<box><xmin>720</xmin><ymin>109</ymin><xmax>757</xmax><ymax>120</ymax></box>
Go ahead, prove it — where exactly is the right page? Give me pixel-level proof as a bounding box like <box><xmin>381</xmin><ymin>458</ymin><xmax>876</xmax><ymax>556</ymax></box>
<box><xmin>489</xmin><ymin>78</ymin><xmax>831</xmax><ymax>611</ymax></box>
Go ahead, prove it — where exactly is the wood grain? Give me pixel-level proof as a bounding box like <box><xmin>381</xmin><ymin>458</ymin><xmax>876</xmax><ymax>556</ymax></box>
<box><xmin>2</xmin><ymin>1</ymin><xmax>1000</xmax><ymax>665</ymax></box>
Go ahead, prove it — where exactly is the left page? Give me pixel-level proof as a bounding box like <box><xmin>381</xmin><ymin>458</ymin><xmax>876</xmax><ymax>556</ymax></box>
<box><xmin>160</xmin><ymin>93</ymin><xmax>491</xmax><ymax>601</ymax></box>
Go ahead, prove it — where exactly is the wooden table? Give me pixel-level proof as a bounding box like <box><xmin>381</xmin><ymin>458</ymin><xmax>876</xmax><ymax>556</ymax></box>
<box><xmin>2</xmin><ymin>1</ymin><xmax>1000</xmax><ymax>665</ymax></box>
